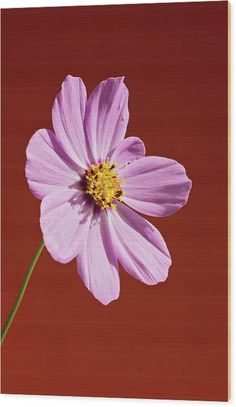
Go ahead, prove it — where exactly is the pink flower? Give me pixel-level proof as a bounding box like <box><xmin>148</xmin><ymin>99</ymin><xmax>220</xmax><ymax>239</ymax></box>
<box><xmin>25</xmin><ymin>76</ymin><xmax>192</xmax><ymax>305</ymax></box>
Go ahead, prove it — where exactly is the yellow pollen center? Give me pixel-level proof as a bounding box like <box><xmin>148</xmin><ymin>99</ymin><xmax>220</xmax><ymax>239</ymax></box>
<box><xmin>85</xmin><ymin>161</ymin><xmax>125</xmax><ymax>210</ymax></box>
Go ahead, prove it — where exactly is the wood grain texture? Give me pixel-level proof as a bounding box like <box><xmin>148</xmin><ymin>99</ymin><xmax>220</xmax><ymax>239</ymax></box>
<box><xmin>1</xmin><ymin>1</ymin><xmax>228</xmax><ymax>401</ymax></box>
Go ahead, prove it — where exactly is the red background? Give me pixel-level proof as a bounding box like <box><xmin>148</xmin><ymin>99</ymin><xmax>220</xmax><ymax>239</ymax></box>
<box><xmin>1</xmin><ymin>2</ymin><xmax>228</xmax><ymax>401</ymax></box>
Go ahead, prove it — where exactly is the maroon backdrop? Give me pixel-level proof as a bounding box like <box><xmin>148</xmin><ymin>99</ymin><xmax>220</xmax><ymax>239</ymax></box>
<box><xmin>1</xmin><ymin>1</ymin><xmax>228</xmax><ymax>401</ymax></box>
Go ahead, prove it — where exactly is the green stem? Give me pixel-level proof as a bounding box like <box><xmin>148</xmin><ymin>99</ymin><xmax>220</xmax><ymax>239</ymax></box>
<box><xmin>1</xmin><ymin>240</ymin><xmax>45</xmax><ymax>344</ymax></box>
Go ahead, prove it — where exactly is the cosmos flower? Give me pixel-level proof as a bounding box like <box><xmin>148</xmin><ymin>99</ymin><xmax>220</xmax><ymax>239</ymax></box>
<box><xmin>25</xmin><ymin>76</ymin><xmax>192</xmax><ymax>305</ymax></box>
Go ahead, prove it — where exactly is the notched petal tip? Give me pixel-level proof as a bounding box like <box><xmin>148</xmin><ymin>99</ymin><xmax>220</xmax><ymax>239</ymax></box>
<box><xmin>179</xmin><ymin>175</ymin><xmax>192</xmax><ymax>209</ymax></box>
<box><xmin>132</xmin><ymin>136</ymin><xmax>146</xmax><ymax>157</ymax></box>
<box><xmin>95</xmin><ymin>292</ymin><xmax>120</xmax><ymax>306</ymax></box>
<box><xmin>145</xmin><ymin>243</ymin><xmax>172</xmax><ymax>286</ymax></box>
<box><xmin>166</xmin><ymin>159</ymin><xmax>193</xmax><ymax>210</ymax></box>
<box><xmin>105</xmin><ymin>76</ymin><xmax>125</xmax><ymax>82</ymax></box>
<box><xmin>187</xmin><ymin>177</ymin><xmax>193</xmax><ymax>192</ymax></box>
<box><xmin>62</xmin><ymin>74</ymin><xmax>84</xmax><ymax>83</ymax></box>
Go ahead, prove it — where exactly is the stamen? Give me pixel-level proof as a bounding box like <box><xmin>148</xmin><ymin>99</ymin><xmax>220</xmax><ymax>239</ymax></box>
<box><xmin>85</xmin><ymin>161</ymin><xmax>125</xmax><ymax>210</ymax></box>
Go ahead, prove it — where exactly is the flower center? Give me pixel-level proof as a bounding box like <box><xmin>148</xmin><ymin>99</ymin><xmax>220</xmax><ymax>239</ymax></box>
<box><xmin>85</xmin><ymin>161</ymin><xmax>125</xmax><ymax>210</ymax></box>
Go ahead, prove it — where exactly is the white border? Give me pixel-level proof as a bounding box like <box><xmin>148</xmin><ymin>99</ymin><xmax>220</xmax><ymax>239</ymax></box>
<box><xmin>0</xmin><ymin>0</ymin><xmax>225</xmax><ymax>9</ymax></box>
<box><xmin>1</xmin><ymin>1</ymin><xmax>234</xmax><ymax>406</ymax></box>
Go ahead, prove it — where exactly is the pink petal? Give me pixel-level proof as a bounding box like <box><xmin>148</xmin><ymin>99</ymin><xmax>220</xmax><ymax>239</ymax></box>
<box><xmin>25</xmin><ymin>129</ymin><xmax>82</xmax><ymax>200</ymax></box>
<box><xmin>120</xmin><ymin>156</ymin><xmax>192</xmax><ymax>217</ymax></box>
<box><xmin>76</xmin><ymin>210</ymin><xmax>120</xmax><ymax>305</ymax></box>
<box><xmin>108</xmin><ymin>136</ymin><xmax>145</xmax><ymax>169</ymax></box>
<box><xmin>108</xmin><ymin>203</ymin><xmax>171</xmax><ymax>285</ymax></box>
<box><xmin>85</xmin><ymin>77</ymin><xmax>129</xmax><ymax>163</ymax></box>
<box><xmin>52</xmin><ymin>75</ymin><xmax>90</xmax><ymax>168</ymax></box>
<box><xmin>40</xmin><ymin>190</ymin><xmax>93</xmax><ymax>264</ymax></box>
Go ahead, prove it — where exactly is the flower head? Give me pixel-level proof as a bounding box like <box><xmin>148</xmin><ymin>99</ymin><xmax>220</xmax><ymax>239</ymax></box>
<box><xmin>85</xmin><ymin>160</ymin><xmax>125</xmax><ymax>209</ymax></box>
<box><xmin>25</xmin><ymin>76</ymin><xmax>192</xmax><ymax>305</ymax></box>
